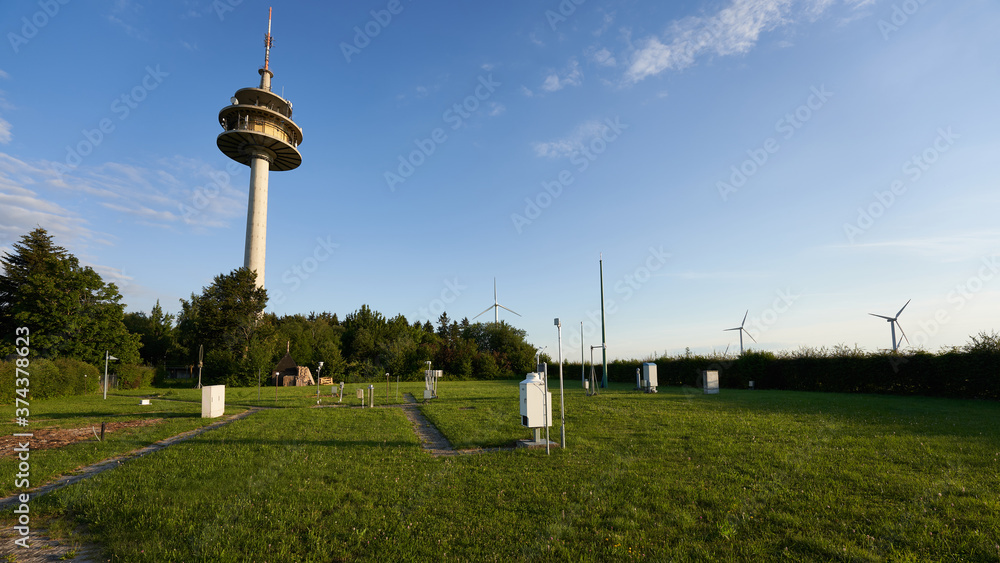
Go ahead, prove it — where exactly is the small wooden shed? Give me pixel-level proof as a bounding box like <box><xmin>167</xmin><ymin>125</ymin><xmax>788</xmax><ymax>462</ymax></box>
<box><xmin>271</xmin><ymin>347</ymin><xmax>315</xmax><ymax>386</ymax></box>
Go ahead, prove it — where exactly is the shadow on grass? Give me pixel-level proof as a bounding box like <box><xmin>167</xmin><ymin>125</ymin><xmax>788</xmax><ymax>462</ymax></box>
<box><xmin>647</xmin><ymin>386</ymin><xmax>1000</xmax><ymax>439</ymax></box>
<box><xmin>177</xmin><ymin>437</ymin><xmax>420</xmax><ymax>450</ymax></box>
<box><xmin>33</xmin><ymin>411</ymin><xmax>201</xmax><ymax>422</ymax></box>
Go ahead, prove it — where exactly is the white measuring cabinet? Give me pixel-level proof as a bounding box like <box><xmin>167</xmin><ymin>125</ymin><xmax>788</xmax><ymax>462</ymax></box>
<box><xmin>519</xmin><ymin>372</ymin><xmax>552</xmax><ymax>428</ymax></box>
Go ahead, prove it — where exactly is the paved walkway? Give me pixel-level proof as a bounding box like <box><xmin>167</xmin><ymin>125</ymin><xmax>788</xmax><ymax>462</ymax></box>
<box><xmin>398</xmin><ymin>394</ymin><xmax>458</xmax><ymax>456</ymax></box>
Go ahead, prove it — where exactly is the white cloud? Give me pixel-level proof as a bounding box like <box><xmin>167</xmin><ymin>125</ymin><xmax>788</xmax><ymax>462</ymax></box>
<box><xmin>541</xmin><ymin>58</ymin><xmax>583</xmax><ymax>92</ymax></box>
<box><xmin>489</xmin><ymin>103</ymin><xmax>506</xmax><ymax>117</ymax></box>
<box><xmin>0</xmin><ymin>172</ymin><xmax>94</xmax><ymax>251</ymax></box>
<box><xmin>0</xmin><ymin>146</ymin><xmax>236</xmax><ymax>307</ymax></box>
<box><xmin>803</xmin><ymin>0</ymin><xmax>837</xmax><ymax>20</ymax></box>
<box><xmin>623</xmin><ymin>0</ymin><xmax>868</xmax><ymax>84</ymax></box>
<box><xmin>835</xmin><ymin>233</ymin><xmax>1000</xmax><ymax>263</ymax></box>
<box><xmin>107</xmin><ymin>0</ymin><xmax>145</xmax><ymax>40</ymax></box>
<box><xmin>594</xmin><ymin>12</ymin><xmax>616</xmax><ymax>36</ymax></box>
<box><xmin>0</xmin><ymin>71</ymin><xmax>12</xmax><ymax>143</ymax></box>
<box><xmin>90</xmin><ymin>264</ymin><xmax>133</xmax><ymax>290</ymax></box>
<box><xmin>532</xmin><ymin>119</ymin><xmax>611</xmax><ymax>159</ymax></box>
<box><xmin>107</xmin><ymin>14</ymin><xmax>145</xmax><ymax>40</ymax></box>
<box><xmin>0</xmin><ymin>151</ymin><xmax>247</xmax><ymax>243</ymax></box>
<box><xmin>541</xmin><ymin>74</ymin><xmax>561</xmax><ymax>92</ymax></box>
<box><xmin>589</xmin><ymin>47</ymin><xmax>617</xmax><ymax>67</ymax></box>
<box><xmin>100</xmin><ymin>201</ymin><xmax>178</xmax><ymax>222</ymax></box>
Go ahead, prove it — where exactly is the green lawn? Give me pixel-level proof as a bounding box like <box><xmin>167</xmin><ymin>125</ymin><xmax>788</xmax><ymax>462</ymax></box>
<box><xmin>6</xmin><ymin>382</ymin><xmax>1000</xmax><ymax>561</ymax></box>
<box><xmin>115</xmin><ymin>380</ymin><xmax>422</xmax><ymax>409</ymax></box>
<box><xmin>0</xmin><ymin>393</ymin><xmax>243</xmax><ymax>499</ymax></box>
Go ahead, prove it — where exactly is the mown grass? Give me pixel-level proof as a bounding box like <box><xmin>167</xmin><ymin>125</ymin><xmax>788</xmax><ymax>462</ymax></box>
<box><xmin>8</xmin><ymin>382</ymin><xmax>1000</xmax><ymax>561</ymax></box>
<box><xmin>0</xmin><ymin>394</ymin><xmax>242</xmax><ymax>498</ymax></box>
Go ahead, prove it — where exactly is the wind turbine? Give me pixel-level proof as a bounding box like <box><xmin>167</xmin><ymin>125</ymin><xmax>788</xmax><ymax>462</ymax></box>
<box><xmin>869</xmin><ymin>299</ymin><xmax>910</xmax><ymax>351</ymax></box>
<box><xmin>724</xmin><ymin>310</ymin><xmax>756</xmax><ymax>355</ymax></box>
<box><xmin>473</xmin><ymin>278</ymin><xmax>521</xmax><ymax>324</ymax></box>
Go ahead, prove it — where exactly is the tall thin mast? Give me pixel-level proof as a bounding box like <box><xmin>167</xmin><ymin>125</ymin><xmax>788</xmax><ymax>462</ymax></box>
<box><xmin>264</xmin><ymin>7</ymin><xmax>273</xmax><ymax>71</ymax></box>
<box><xmin>600</xmin><ymin>253</ymin><xmax>608</xmax><ymax>388</ymax></box>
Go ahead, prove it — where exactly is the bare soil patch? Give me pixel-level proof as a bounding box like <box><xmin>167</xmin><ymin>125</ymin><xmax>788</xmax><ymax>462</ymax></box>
<box><xmin>0</xmin><ymin>527</ymin><xmax>104</xmax><ymax>562</ymax></box>
<box><xmin>1</xmin><ymin>419</ymin><xmax>164</xmax><ymax>456</ymax></box>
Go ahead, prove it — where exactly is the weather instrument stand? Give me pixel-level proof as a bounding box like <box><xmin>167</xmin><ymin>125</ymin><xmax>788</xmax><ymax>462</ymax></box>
<box><xmin>587</xmin><ymin>344</ymin><xmax>604</xmax><ymax>396</ymax></box>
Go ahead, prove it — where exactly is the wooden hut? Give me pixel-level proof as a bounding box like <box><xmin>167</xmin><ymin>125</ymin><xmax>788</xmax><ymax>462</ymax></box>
<box><xmin>271</xmin><ymin>344</ymin><xmax>315</xmax><ymax>386</ymax></box>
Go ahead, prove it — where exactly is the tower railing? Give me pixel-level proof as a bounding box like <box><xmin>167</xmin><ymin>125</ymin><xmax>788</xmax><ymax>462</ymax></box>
<box><xmin>219</xmin><ymin>113</ymin><xmax>300</xmax><ymax>148</ymax></box>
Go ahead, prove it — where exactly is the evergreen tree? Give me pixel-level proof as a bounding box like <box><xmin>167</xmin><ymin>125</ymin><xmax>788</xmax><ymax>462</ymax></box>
<box><xmin>436</xmin><ymin>312</ymin><xmax>451</xmax><ymax>338</ymax></box>
<box><xmin>124</xmin><ymin>300</ymin><xmax>180</xmax><ymax>365</ymax></box>
<box><xmin>0</xmin><ymin>228</ymin><xmax>140</xmax><ymax>364</ymax></box>
<box><xmin>175</xmin><ymin>268</ymin><xmax>268</xmax><ymax>385</ymax></box>
<box><xmin>177</xmin><ymin>268</ymin><xmax>267</xmax><ymax>361</ymax></box>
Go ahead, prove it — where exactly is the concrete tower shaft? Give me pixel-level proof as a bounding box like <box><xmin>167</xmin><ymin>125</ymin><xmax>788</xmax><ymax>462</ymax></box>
<box><xmin>243</xmin><ymin>148</ymin><xmax>272</xmax><ymax>285</ymax></box>
<box><xmin>216</xmin><ymin>8</ymin><xmax>302</xmax><ymax>289</ymax></box>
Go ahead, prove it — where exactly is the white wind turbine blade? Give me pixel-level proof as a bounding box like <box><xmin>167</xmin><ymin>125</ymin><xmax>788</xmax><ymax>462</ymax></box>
<box><xmin>740</xmin><ymin>309</ymin><xmax>749</xmax><ymax>328</ymax></box>
<box><xmin>895</xmin><ymin>320</ymin><xmax>909</xmax><ymax>347</ymax></box>
<box><xmin>497</xmin><ymin>304</ymin><xmax>521</xmax><ymax>317</ymax></box>
<box><xmin>742</xmin><ymin>327</ymin><xmax>757</xmax><ymax>343</ymax></box>
<box><xmin>869</xmin><ymin>313</ymin><xmax>895</xmax><ymax>321</ymax></box>
<box><xmin>473</xmin><ymin>305</ymin><xmax>495</xmax><ymax>320</ymax></box>
<box><xmin>896</xmin><ymin>299</ymin><xmax>911</xmax><ymax>319</ymax></box>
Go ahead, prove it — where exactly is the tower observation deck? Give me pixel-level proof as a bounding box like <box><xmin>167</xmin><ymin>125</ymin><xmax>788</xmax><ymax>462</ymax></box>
<box><xmin>217</xmin><ymin>7</ymin><xmax>302</xmax><ymax>288</ymax></box>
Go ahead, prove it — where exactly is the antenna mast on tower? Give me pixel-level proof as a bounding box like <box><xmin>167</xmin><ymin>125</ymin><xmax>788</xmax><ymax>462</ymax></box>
<box><xmin>263</xmin><ymin>6</ymin><xmax>273</xmax><ymax>71</ymax></box>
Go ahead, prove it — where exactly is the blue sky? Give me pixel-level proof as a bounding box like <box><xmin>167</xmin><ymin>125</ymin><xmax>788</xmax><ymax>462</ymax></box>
<box><xmin>2</xmin><ymin>0</ymin><xmax>998</xmax><ymax>361</ymax></box>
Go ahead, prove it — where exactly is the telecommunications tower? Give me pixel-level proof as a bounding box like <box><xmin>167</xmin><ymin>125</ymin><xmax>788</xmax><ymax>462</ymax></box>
<box><xmin>217</xmin><ymin>7</ymin><xmax>303</xmax><ymax>288</ymax></box>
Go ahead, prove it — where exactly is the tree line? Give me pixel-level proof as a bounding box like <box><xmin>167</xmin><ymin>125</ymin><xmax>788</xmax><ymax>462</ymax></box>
<box><xmin>1</xmin><ymin>228</ymin><xmax>544</xmax><ymax>389</ymax></box>
<box><xmin>3</xmin><ymin>228</ymin><xmax>996</xmax><ymax>398</ymax></box>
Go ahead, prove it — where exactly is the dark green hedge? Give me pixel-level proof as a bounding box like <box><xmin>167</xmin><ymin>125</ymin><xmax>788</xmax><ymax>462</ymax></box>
<box><xmin>560</xmin><ymin>350</ymin><xmax>1000</xmax><ymax>400</ymax></box>
<box><xmin>1</xmin><ymin>358</ymin><xmax>97</xmax><ymax>403</ymax></box>
<box><xmin>0</xmin><ymin>359</ymin><xmax>154</xmax><ymax>403</ymax></box>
